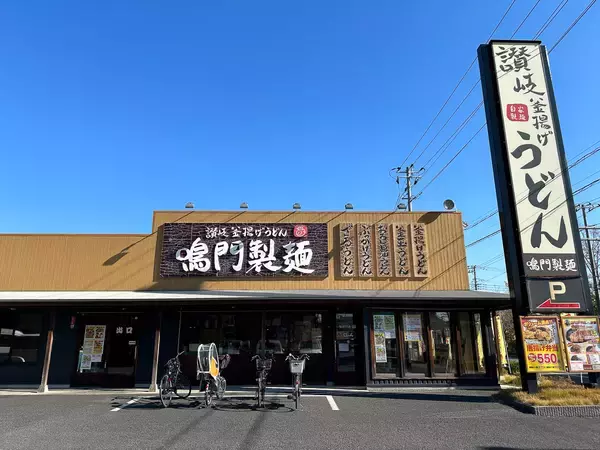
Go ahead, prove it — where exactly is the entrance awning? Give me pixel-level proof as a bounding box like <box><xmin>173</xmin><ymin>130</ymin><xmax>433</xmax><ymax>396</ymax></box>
<box><xmin>0</xmin><ymin>289</ymin><xmax>511</xmax><ymax>308</ymax></box>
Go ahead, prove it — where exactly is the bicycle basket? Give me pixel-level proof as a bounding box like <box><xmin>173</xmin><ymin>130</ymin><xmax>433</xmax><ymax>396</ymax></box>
<box><xmin>256</xmin><ymin>358</ymin><xmax>272</xmax><ymax>371</ymax></box>
<box><xmin>288</xmin><ymin>359</ymin><xmax>306</xmax><ymax>374</ymax></box>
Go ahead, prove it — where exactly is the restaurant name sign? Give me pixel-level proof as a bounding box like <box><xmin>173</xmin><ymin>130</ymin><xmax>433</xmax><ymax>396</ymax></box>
<box><xmin>160</xmin><ymin>223</ymin><xmax>328</xmax><ymax>277</ymax></box>
<box><xmin>479</xmin><ymin>41</ymin><xmax>591</xmax><ymax>313</ymax></box>
<box><xmin>339</xmin><ymin>222</ymin><xmax>429</xmax><ymax>278</ymax></box>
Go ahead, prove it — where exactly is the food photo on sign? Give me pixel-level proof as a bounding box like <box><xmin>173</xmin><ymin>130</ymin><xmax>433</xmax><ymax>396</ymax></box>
<box><xmin>561</xmin><ymin>317</ymin><xmax>600</xmax><ymax>372</ymax></box>
<box><xmin>520</xmin><ymin>316</ymin><xmax>563</xmax><ymax>373</ymax></box>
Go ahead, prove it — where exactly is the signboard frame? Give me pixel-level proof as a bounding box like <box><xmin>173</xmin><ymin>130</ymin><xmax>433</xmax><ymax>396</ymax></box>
<box><xmin>519</xmin><ymin>316</ymin><xmax>564</xmax><ymax>373</ymax></box>
<box><xmin>560</xmin><ymin>316</ymin><xmax>600</xmax><ymax>373</ymax></box>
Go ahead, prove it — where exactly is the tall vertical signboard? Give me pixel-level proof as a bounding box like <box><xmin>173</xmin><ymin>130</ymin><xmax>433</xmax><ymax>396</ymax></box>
<box><xmin>478</xmin><ymin>41</ymin><xmax>592</xmax><ymax>391</ymax></box>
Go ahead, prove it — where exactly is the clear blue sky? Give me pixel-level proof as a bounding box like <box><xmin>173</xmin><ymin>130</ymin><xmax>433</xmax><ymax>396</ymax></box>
<box><xmin>1</xmin><ymin>1</ymin><xmax>599</xmax><ymax>286</ymax></box>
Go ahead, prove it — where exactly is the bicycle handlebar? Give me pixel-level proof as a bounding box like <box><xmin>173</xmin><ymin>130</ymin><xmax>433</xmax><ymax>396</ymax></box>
<box><xmin>285</xmin><ymin>353</ymin><xmax>310</xmax><ymax>361</ymax></box>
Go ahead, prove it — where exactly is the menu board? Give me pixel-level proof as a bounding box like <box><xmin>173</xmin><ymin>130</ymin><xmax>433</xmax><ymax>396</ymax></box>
<box><xmin>404</xmin><ymin>314</ymin><xmax>422</xmax><ymax>342</ymax></box>
<box><xmin>520</xmin><ymin>316</ymin><xmax>563</xmax><ymax>373</ymax></box>
<box><xmin>81</xmin><ymin>325</ymin><xmax>106</xmax><ymax>371</ymax></box>
<box><xmin>561</xmin><ymin>316</ymin><xmax>600</xmax><ymax>372</ymax></box>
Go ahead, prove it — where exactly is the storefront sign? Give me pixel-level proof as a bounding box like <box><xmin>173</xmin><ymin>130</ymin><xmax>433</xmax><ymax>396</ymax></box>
<box><xmin>339</xmin><ymin>224</ymin><xmax>356</xmax><ymax>277</ymax></box>
<box><xmin>160</xmin><ymin>223</ymin><xmax>328</xmax><ymax>277</ymax></box>
<box><xmin>411</xmin><ymin>224</ymin><xmax>429</xmax><ymax>278</ymax></box>
<box><xmin>527</xmin><ymin>278</ymin><xmax>587</xmax><ymax>312</ymax></box>
<box><xmin>357</xmin><ymin>224</ymin><xmax>374</xmax><ymax>278</ymax></box>
<box><xmin>376</xmin><ymin>224</ymin><xmax>392</xmax><ymax>277</ymax></box>
<box><xmin>520</xmin><ymin>316</ymin><xmax>563</xmax><ymax>372</ymax></box>
<box><xmin>561</xmin><ymin>316</ymin><xmax>600</xmax><ymax>372</ymax></box>
<box><xmin>394</xmin><ymin>224</ymin><xmax>410</xmax><ymax>277</ymax></box>
<box><xmin>479</xmin><ymin>41</ymin><xmax>591</xmax><ymax>314</ymax></box>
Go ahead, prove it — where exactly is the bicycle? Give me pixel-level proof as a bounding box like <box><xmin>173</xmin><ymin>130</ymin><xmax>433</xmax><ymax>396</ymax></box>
<box><xmin>251</xmin><ymin>352</ymin><xmax>273</xmax><ymax>408</ymax></box>
<box><xmin>197</xmin><ymin>343</ymin><xmax>230</xmax><ymax>408</ymax></box>
<box><xmin>285</xmin><ymin>353</ymin><xmax>309</xmax><ymax>410</ymax></box>
<box><xmin>159</xmin><ymin>350</ymin><xmax>192</xmax><ymax>408</ymax></box>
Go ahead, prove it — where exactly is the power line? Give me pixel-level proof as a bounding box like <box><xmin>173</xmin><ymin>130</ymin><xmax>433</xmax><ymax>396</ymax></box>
<box><xmin>548</xmin><ymin>0</ymin><xmax>597</xmax><ymax>53</ymax></box>
<box><xmin>466</xmin><ymin>176</ymin><xmax>600</xmax><ymax>248</ymax></box>
<box><xmin>395</xmin><ymin>0</ymin><xmax>518</xmax><ymax>169</ymax></box>
<box><xmin>409</xmin><ymin>4</ymin><xmax>596</xmax><ymax>202</ymax></box>
<box><xmin>510</xmin><ymin>0</ymin><xmax>543</xmax><ymax>38</ymax></box>
<box><xmin>533</xmin><ymin>0</ymin><xmax>569</xmax><ymax>39</ymax></box>
<box><xmin>465</xmin><ymin>144</ymin><xmax>600</xmax><ymax>231</ymax></box>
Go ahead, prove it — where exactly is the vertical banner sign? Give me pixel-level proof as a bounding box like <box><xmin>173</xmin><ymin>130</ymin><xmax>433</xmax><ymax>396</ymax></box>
<box><xmin>478</xmin><ymin>41</ymin><xmax>592</xmax><ymax>314</ymax></box>
<box><xmin>560</xmin><ymin>317</ymin><xmax>600</xmax><ymax>372</ymax></box>
<box><xmin>373</xmin><ymin>314</ymin><xmax>388</xmax><ymax>363</ymax></box>
<box><xmin>520</xmin><ymin>316</ymin><xmax>563</xmax><ymax>373</ymax></box>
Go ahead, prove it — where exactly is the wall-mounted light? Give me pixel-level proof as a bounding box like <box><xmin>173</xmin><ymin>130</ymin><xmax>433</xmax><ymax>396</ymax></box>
<box><xmin>345</xmin><ymin>203</ymin><xmax>354</xmax><ymax>210</ymax></box>
<box><xmin>293</xmin><ymin>203</ymin><xmax>301</xmax><ymax>210</ymax></box>
<box><xmin>240</xmin><ymin>202</ymin><xmax>248</xmax><ymax>209</ymax></box>
<box><xmin>185</xmin><ymin>202</ymin><xmax>195</xmax><ymax>209</ymax></box>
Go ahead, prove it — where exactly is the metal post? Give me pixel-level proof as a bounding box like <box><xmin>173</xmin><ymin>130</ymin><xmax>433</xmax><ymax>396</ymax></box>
<box><xmin>580</xmin><ymin>205</ymin><xmax>600</xmax><ymax>308</ymax></box>
<box><xmin>38</xmin><ymin>311</ymin><xmax>56</xmax><ymax>393</ymax></box>
<box><xmin>406</xmin><ymin>166</ymin><xmax>413</xmax><ymax>212</ymax></box>
<box><xmin>149</xmin><ymin>311</ymin><xmax>162</xmax><ymax>393</ymax></box>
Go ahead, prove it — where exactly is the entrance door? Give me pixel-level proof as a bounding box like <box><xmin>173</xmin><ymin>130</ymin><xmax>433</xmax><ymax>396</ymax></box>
<box><xmin>263</xmin><ymin>312</ymin><xmax>326</xmax><ymax>386</ymax></box>
<box><xmin>71</xmin><ymin>314</ymin><xmax>139</xmax><ymax>388</ymax></box>
<box><xmin>334</xmin><ymin>312</ymin><xmax>360</xmax><ymax>386</ymax></box>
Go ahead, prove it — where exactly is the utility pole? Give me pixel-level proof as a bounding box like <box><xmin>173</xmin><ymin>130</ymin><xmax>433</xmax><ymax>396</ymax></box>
<box><xmin>393</xmin><ymin>164</ymin><xmax>424</xmax><ymax>211</ymax></box>
<box><xmin>577</xmin><ymin>203</ymin><xmax>600</xmax><ymax>308</ymax></box>
<box><xmin>468</xmin><ymin>265</ymin><xmax>479</xmax><ymax>290</ymax></box>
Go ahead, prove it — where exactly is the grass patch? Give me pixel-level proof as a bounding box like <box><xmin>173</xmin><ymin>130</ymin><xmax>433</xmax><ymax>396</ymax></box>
<box><xmin>500</xmin><ymin>374</ymin><xmax>521</xmax><ymax>386</ymax></box>
<box><xmin>498</xmin><ymin>376</ymin><xmax>600</xmax><ymax>406</ymax></box>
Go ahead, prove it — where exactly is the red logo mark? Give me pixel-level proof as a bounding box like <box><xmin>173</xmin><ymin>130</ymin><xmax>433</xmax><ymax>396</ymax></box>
<box><xmin>294</xmin><ymin>225</ymin><xmax>308</xmax><ymax>238</ymax></box>
<box><xmin>537</xmin><ymin>298</ymin><xmax>581</xmax><ymax>310</ymax></box>
<box><xmin>527</xmin><ymin>354</ymin><xmax>536</xmax><ymax>362</ymax></box>
<box><xmin>506</xmin><ymin>104</ymin><xmax>529</xmax><ymax>122</ymax></box>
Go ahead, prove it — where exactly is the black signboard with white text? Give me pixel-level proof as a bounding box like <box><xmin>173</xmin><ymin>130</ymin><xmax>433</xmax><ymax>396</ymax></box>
<box><xmin>159</xmin><ymin>222</ymin><xmax>329</xmax><ymax>278</ymax></box>
<box><xmin>478</xmin><ymin>41</ymin><xmax>592</xmax><ymax>314</ymax></box>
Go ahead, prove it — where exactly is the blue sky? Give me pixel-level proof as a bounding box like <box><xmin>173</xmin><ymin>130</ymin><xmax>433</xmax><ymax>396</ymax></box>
<box><xmin>1</xmin><ymin>1</ymin><xmax>599</xmax><ymax>286</ymax></box>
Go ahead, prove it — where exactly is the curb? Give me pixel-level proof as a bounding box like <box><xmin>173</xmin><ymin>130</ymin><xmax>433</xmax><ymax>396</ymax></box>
<box><xmin>497</xmin><ymin>396</ymin><xmax>600</xmax><ymax>417</ymax></box>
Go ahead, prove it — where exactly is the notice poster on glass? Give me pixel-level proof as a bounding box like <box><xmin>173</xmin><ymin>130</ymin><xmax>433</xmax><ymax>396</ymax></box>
<box><xmin>404</xmin><ymin>314</ymin><xmax>422</xmax><ymax>342</ymax></box>
<box><xmin>374</xmin><ymin>331</ymin><xmax>387</xmax><ymax>362</ymax></box>
<box><xmin>383</xmin><ymin>315</ymin><xmax>396</xmax><ymax>339</ymax></box>
<box><xmin>520</xmin><ymin>316</ymin><xmax>563</xmax><ymax>373</ymax></box>
<box><xmin>80</xmin><ymin>354</ymin><xmax>92</xmax><ymax>370</ymax></box>
<box><xmin>561</xmin><ymin>317</ymin><xmax>600</xmax><ymax>372</ymax></box>
<box><xmin>373</xmin><ymin>315</ymin><xmax>385</xmax><ymax>332</ymax></box>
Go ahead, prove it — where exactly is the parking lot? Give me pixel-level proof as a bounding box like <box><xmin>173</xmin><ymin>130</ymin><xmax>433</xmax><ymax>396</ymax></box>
<box><xmin>1</xmin><ymin>390</ymin><xmax>600</xmax><ymax>449</ymax></box>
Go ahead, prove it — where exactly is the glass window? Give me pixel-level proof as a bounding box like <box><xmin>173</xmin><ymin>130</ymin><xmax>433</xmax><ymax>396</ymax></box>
<box><xmin>402</xmin><ymin>313</ymin><xmax>428</xmax><ymax>377</ymax></box>
<box><xmin>372</xmin><ymin>312</ymin><xmax>399</xmax><ymax>378</ymax></box>
<box><xmin>429</xmin><ymin>312</ymin><xmax>456</xmax><ymax>376</ymax></box>
<box><xmin>263</xmin><ymin>313</ymin><xmax>323</xmax><ymax>355</ymax></box>
<box><xmin>0</xmin><ymin>311</ymin><xmax>42</xmax><ymax>364</ymax></box>
<box><xmin>458</xmin><ymin>312</ymin><xmax>480</xmax><ymax>374</ymax></box>
<box><xmin>336</xmin><ymin>313</ymin><xmax>356</xmax><ymax>373</ymax></box>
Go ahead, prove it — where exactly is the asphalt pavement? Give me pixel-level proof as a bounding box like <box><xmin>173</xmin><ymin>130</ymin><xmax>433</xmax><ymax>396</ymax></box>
<box><xmin>1</xmin><ymin>390</ymin><xmax>599</xmax><ymax>449</ymax></box>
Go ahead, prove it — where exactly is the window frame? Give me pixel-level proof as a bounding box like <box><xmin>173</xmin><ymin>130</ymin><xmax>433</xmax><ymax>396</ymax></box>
<box><xmin>0</xmin><ymin>311</ymin><xmax>44</xmax><ymax>366</ymax></box>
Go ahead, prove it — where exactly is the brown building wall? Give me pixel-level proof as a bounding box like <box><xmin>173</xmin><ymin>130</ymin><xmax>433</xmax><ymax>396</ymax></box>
<box><xmin>0</xmin><ymin>211</ymin><xmax>469</xmax><ymax>291</ymax></box>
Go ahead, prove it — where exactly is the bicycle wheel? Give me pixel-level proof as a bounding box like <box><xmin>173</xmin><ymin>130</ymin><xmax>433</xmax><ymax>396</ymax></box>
<box><xmin>174</xmin><ymin>373</ymin><xmax>192</xmax><ymax>399</ymax></box>
<box><xmin>216</xmin><ymin>377</ymin><xmax>226</xmax><ymax>400</ymax></box>
<box><xmin>204</xmin><ymin>382</ymin><xmax>214</xmax><ymax>408</ymax></box>
<box><xmin>159</xmin><ymin>375</ymin><xmax>173</xmax><ymax>408</ymax></box>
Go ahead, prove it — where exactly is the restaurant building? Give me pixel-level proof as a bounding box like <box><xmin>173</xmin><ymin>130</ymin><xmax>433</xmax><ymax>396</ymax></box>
<box><xmin>0</xmin><ymin>210</ymin><xmax>510</xmax><ymax>390</ymax></box>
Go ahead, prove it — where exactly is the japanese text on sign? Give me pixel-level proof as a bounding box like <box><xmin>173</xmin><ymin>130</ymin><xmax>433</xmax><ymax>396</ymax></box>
<box><xmin>492</xmin><ymin>43</ymin><xmax>578</xmax><ymax>278</ymax></box>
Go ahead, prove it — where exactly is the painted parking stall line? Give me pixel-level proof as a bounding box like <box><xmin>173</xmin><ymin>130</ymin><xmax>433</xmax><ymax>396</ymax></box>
<box><xmin>111</xmin><ymin>398</ymin><xmax>139</xmax><ymax>412</ymax></box>
<box><xmin>326</xmin><ymin>395</ymin><xmax>339</xmax><ymax>411</ymax></box>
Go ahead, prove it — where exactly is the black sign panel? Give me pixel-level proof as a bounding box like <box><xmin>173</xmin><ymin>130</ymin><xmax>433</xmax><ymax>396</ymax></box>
<box><xmin>478</xmin><ymin>40</ymin><xmax>592</xmax><ymax>314</ymax></box>
<box><xmin>160</xmin><ymin>223</ymin><xmax>329</xmax><ymax>278</ymax></box>
<box><xmin>527</xmin><ymin>278</ymin><xmax>588</xmax><ymax>313</ymax></box>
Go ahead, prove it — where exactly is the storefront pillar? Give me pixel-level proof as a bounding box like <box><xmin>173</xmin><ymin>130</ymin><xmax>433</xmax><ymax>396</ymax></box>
<box><xmin>38</xmin><ymin>311</ymin><xmax>56</xmax><ymax>393</ymax></box>
<box><xmin>481</xmin><ymin>310</ymin><xmax>499</xmax><ymax>385</ymax></box>
<box><xmin>149</xmin><ymin>312</ymin><xmax>162</xmax><ymax>393</ymax></box>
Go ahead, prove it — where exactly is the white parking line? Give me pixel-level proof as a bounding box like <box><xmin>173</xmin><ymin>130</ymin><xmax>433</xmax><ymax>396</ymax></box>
<box><xmin>326</xmin><ymin>395</ymin><xmax>339</xmax><ymax>411</ymax></box>
<box><xmin>111</xmin><ymin>398</ymin><xmax>138</xmax><ymax>412</ymax></box>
